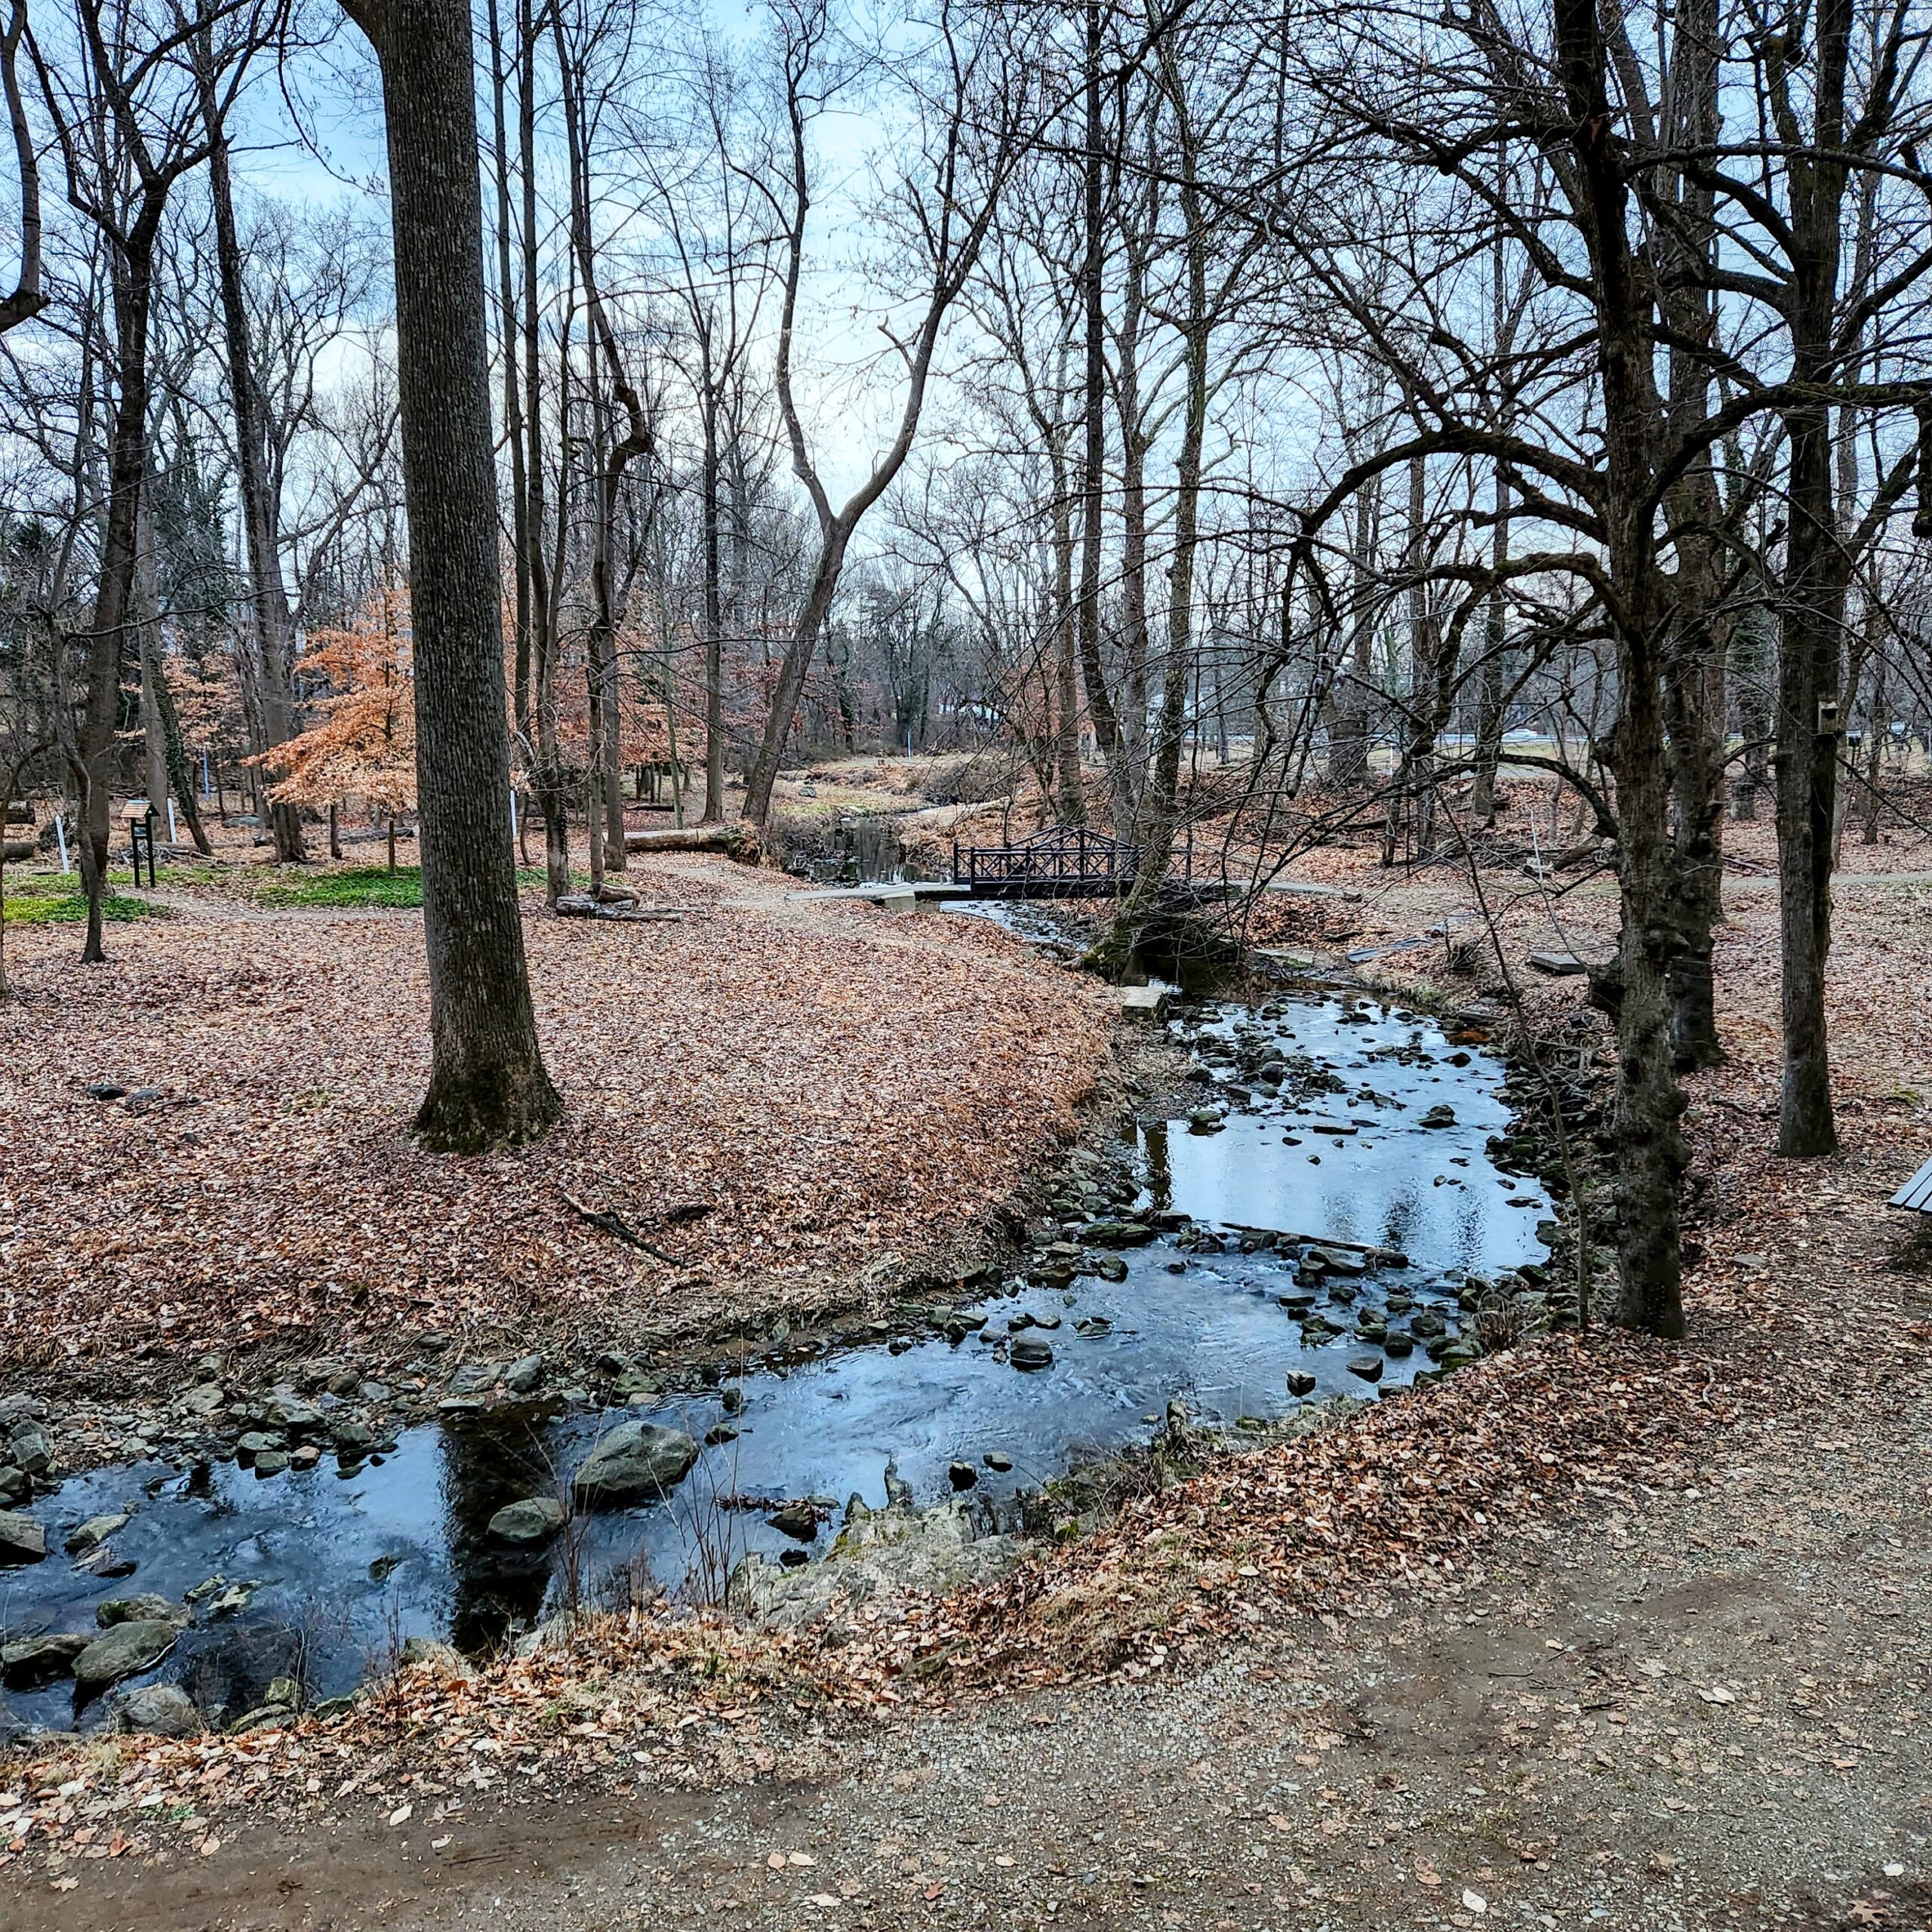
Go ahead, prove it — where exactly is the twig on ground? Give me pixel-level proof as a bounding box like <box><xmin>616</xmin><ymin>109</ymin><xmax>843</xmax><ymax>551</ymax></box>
<box><xmin>556</xmin><ymin>1186</ymin><xmax>681</xmax><ymax>1263</ymax></box>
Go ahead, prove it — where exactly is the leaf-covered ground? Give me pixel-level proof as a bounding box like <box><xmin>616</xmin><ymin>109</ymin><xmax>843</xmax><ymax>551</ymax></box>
<box><xmin>0</xmin><ymin>855</ymin><xmax>1110</xmax><ymax>1383</ymax></box>
<box><xmin>6</xmin><ymin>789</ymin><xmax>1931</xmax><ymax>1930</ymax></box>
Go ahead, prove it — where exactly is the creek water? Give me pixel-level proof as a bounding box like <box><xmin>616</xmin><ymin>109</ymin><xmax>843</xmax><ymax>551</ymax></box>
<box><xmin>0</xmin><ymin>996</ymin><xmax>1548</xmax><ymax>1737</ymax></box>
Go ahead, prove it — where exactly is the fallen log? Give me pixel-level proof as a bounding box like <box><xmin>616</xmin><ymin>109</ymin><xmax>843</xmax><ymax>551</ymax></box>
<box><xmin>555</xmin><ymin>893</ymin><xmax>685</xmax><ymax>923</ymax></box>
<box><xmin>1221</xmin><ymin>1221</ymin><xmax>1409</xmax><ymax>1266</ymax></box>
<box><xmin>624</xmin><ymin>823</ymin><xmax>760</xmax><ymax>863</ymax></box>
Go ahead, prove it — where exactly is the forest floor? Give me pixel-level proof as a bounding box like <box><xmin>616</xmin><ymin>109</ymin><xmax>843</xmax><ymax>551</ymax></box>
<box><xmin>6</xmin><ymin>769</ymin><xmax>1932</xmax><ymax>1930</ymax></box>
<box><xmin>0</xmin><ymin>826</ymin><xmax>1113</xmax><ymax>1401</ymax></box>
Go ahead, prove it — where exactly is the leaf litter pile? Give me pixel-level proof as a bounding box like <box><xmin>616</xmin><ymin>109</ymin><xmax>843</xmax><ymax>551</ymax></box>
<box><xmin>0</xmin><ymin>859</ymin><xmax>1108</xmax><ymax>1384</ymax></box>
<box><xmin>5</xmin><ymin>835</ymin><xmax>1930</xmax><ymax>1886</ymax></box>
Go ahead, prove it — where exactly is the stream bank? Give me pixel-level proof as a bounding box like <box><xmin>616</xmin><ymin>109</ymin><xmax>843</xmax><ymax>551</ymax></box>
<box><xmin>1</xmin><ymin>990</ymin><xmax>1554</xmax><ymax>1749</ymax></box>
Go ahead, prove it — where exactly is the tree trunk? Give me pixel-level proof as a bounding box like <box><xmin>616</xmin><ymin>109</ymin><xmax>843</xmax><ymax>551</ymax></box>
<box><xmin>199</xmin><ymin>29</ymin><xmax>305</xmax><ymax>864</ymax></box>
<box><xmin>76</xmin><ymin>198</ymin><xmax>169</xmax><ymax>962</ymax></box>
<box><xmin>700</xmin><ymin>389</ymin><xmax>725</xmax><ymax>822</ymax></box>
<box><xmin>1470</xmin><ymin>469</ymin><xmax>1509</xmax><ymax>823</ymax></box>
<box><xmin>1049</xmin><ymin>439</ymin><xmax>1084</xmax><ymax>825</ymax></box>
<box><xmin>1072</xmin><ymin>0</ymin><xmax>1124</xmax><ymax>832</ymax></box>
<box><xmin>352</xmin><ymin>0</ymin><xmax>560</xmax><ymax>1152</ymax></box>
<box><xmin>1555</xmin><ymin>0</ymin><xmax>1687</xmax><ymax>1336</ymax></box>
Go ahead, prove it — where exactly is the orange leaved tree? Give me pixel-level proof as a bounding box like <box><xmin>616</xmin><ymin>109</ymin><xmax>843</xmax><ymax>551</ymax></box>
<box><xmin>262</xmin><ymin>583</ymin><xmax>417</xmax><ymax>869</ymax></box>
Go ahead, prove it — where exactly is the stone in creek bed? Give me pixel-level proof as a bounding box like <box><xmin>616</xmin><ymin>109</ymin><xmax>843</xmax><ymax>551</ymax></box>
<box><xmin>571</xmin><ymin>1420</ymin><xmax>701</xmax><ymax>1507</ymax></box>
<box><xmin>63</xmin><ymin>1512</ymin><xmax>129</xmax><ymax>1555</ymax></box>
<box><xmin>503</xmin><ymin>1353</ymin><xmax>546</xmax><ymax>1395</ymax></box>
<box><xmin>1285</xmin><ymin>1371</ymin><xmax>1318</xmax><ymax>1398</ymax></box>
<box><xmin>0</xmin><ymin>1466</ymin><xmax>26</xmax><ymax>1506</ymax></box>
<box><xmin>488</xmin><ymin>1496</ymin><xmax>567</xmax><ymax>1547</ymax></box>
<box><xmin>1420</xmin><ymin>1104</ymin><xmax>1457</xmax><ymax>1128</ymax></box>
<box><xmin>117</xmin><ymin>1683</ymin><xmax>202</xmax><ymax>1739</ymax></box>
<box><xmin>1093</xmin><ymin>1254</ymin><xmax>1129</xmax><ymax>1282</ymax></box>
<box><xmin>97</xmin><ymin>1594</ymin><xmax>187</xmax><ymax>1628</ymax></box>
<box><xmin>1009</xmin><ymin>1336</ymin><xmax>1054</xmax><ymax>1370</ymax></box>
<box><xmin>73</xmin><ymin>1619</ymin><xmax>178</xmax><ymax>1693</ymax></box>
<box><xmin>948</xmin><ymin>1461</ymin><xmax>978</xmax><ymax>1491</ymax></box>
<box><xmin>1078</xmin><ymin>1220</ymin><xmax>1158</xmax><ymax>1248</ymax></box>
<box><xmin>2</xmin><ymin>1632</ymin><xmax>91</xmax><ymax>1685</ymax></box>
<box><xmin>768</xmin><ymin>1501</ymin><xmax>821</xmax><ymax>1542</ymax></box>
<box><xmin>983</xmin><ymin>1451</ymin><xmax>1014</xmax><ymax>1472</ymax></box>
<box><xmin>253</xmin><ymin>1451</ymin><xmax>291</xmax><ymax>1478</ymax></box>
<box><xmin>8</xmin><ymin>1426</ymin><xmax>51</xmax><ymax>1475</ymax></box>
<box><xmin>1346</xmin><ymin>1355</ymin><xmax>1386</xmax><ymax>1383</ymax></box>
<box><xmin>0</xmin><ymin>1509</ymin><xmax>47</xmax><ymax>1564</ymax></box>
<box><xmin>1305</xmin><ymin>1247</ymin><xmax>1367</xmax><ymax>1277</ymax></box>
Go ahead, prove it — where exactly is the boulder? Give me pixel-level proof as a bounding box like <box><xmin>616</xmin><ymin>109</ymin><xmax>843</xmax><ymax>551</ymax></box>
<box><xmin>8</xmin><ymin>1426</ymin><xmax>50</xmax><ymax>1475</ymax></box>
<box><xmin>2</xmin><ymin>1632</ymin><xmax>90</xmax><ymax>1685</ymax></box>
<box><xmin>74</xmin><ymin>1619</ymin><xmax>178</xmax><ymax>1693</ymax></box>
<box><xmin>117</xmin><ymin>1683</ymin><xmax>202</xmax><ymax>1739</ymax></box>
<box><xmin>64</xmin><ymin>1512</ymin><xmax>129</xmax><ymax>1556</ymax></box>
<box><xmin>0</xmin><ymin>1509</ymin><xmax>46</xmax><ymax>1565</ymax></box>
<box><xmin>570</xmin><ymin>1421</ymin><xmax>700</xmax><ymax>1507</ymax></box>
<box><xmin>1010</xmin><ymin>1336</ymin><xmax>1054</xmax><ymax>1370</ymax></box>
<box><xmin>487</xmin><ymin>1496</ymin><xmax>567</xmax><ymax>1547</ymax></box>
<box><xmin>1346</xmin><ymin>1354</ymin><xmax>1386</xmax><ymax>1383</ymax></box>
<box><xmin>1284</xmin><ymin>1370</ymin><xmax>1318</xmax><ymax>1398</ymax></box>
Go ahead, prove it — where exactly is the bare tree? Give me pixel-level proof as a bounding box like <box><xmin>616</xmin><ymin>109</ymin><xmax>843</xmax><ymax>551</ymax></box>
<box><xmin>338</xmin><ymin>0</ymin><xmax>559</xmax><ymax>1149</ymax></box>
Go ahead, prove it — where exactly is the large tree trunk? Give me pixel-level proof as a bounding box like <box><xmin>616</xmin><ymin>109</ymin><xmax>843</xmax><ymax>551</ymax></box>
<box><xmin>1555</xmin><ymin>0</ymin><xmax>1687</xmax><ymax>1337</ymax></box>
<box><xmin>1774</xmin><ymin>397</ymin><xmax>1843</xmax><ymax>1158</ymax></box>
<box><xmin>352</xmin><ymin>0</ymin><xmax>560</xmax><ymax>1152</ymax></box>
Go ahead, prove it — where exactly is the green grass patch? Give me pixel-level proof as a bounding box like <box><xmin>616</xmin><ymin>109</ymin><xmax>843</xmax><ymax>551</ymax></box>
<box><xmin>251</xmin><ymin>864</ymin><xmax>426</xmax><ymax>909</ymax></box>
<box><xmin>248</xmin><ymin>864</ymin><xmax>564</xmax><ymax>911</ymax></box>
<box><xmin>2</xmin><ymin>875</ymin><xmax>159</xmax><ymax>925</ymax></box>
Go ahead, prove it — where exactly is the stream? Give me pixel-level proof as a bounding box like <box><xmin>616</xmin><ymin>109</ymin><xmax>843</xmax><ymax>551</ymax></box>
<box><xmin>0</xmin><ymin>995</ymin><xmax>1551</xmax><ymax>1739</ymax></box>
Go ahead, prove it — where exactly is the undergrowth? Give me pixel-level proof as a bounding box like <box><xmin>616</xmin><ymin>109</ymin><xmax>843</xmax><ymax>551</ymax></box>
<box><xmin>1</xmin><ymin>874</ymin><xmax>160</xmax><ymax>925</ymax></box>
